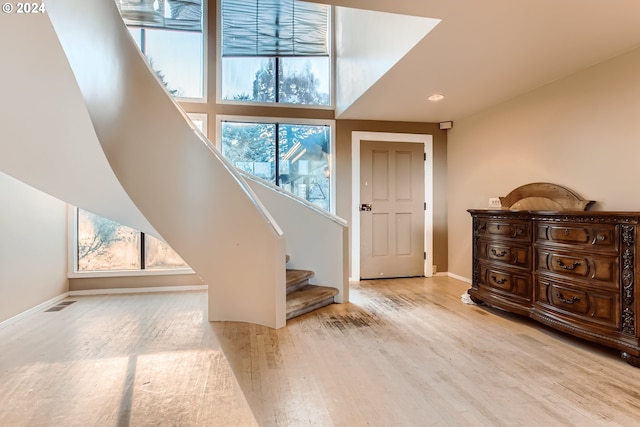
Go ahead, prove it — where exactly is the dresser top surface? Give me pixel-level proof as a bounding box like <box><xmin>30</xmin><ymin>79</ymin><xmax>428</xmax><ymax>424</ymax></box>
<box><xmin>468</xmin><ymin>209</ymin><xmax>640</xmax><ymax>221</ymax></box>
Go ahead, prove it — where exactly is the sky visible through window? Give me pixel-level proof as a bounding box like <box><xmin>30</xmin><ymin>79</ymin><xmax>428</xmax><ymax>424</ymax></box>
<box><xmin>128</xmin><ymin>27</ymin><xmax>204</xmax><ymax>99</ymax></box>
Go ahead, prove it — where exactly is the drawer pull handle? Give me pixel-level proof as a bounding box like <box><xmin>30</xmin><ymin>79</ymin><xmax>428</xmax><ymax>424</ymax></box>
<box><xmin>491</xmin><ymin>249</ymin><xmax>507</xmax><ymax>257</ymax></box>
<box><xmin>491</xmin><ymin>275</ymin><xmax>507</xmax><ymax>284</ymax></box>
<box><xmin>556</xmin><ymin>292</ymin><xmax>580</xmax><ymax>305</ymax></box>
<box><xmin>564</xmin><ymin>229</ymin><xmax>570</xmax><ymax>236</ymax></box>
<box><xmin>557</xmin><ymin>259</ymin><xmax>581</xmax><ymax>270</ymax></box>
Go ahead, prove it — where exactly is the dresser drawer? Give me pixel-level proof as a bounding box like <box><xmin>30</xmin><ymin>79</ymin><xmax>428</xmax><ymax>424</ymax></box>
<box><xmin>479</xmin><ymin>263</ymin><xmax>532</xmax><ymax>301</ymax></box>
<box><xmin>478</xmin><ymin>239</ymin><xmax>531</xmax><ymax>269</ymax></box>
<box><xmin>536</xmin><ymin>249</ymin><xmax>619</xmax><ymax>289</ymax></box>
<box><xmin>477</xmin><ymin>219</ymin><xmax>531</xmax><ymax>242</ymax></box>
<box><xmin>536</xmin><ymin>276</ymin><xmax>620</xmax><ymax>331</ymax></box>
<box><xmin>536</xmin><ymin>222</ymin><xmax>618</xmax><ymax>253</ymax></box>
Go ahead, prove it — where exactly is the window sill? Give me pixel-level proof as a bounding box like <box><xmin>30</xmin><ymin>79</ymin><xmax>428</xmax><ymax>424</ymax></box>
<box><xmin>68</xmin><ymin>267</ymin><xmax>196</xmax><ymax>279</ymax></box>
<box><xmin>217</xmin><ymin>98</ymin><xmax>334</xmax><ymax>111</ymax></box>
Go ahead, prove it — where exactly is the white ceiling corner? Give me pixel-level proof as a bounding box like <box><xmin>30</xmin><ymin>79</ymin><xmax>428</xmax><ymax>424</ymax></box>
<box><xmin>334</xmin><ymin>6</ymin><xmax>440</xmax><ymax>117</ymax></box>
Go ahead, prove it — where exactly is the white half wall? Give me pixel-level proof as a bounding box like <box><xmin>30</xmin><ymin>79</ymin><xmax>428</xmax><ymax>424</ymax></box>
<box><xmin>244</xmin><ymin>173</ymin><xmax>349</xmax><ymax>303</ymax></box>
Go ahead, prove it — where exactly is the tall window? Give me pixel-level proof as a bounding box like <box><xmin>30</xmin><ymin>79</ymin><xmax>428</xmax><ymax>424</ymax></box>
<box><xmin>220</xmin><ymin>0</ymin><xmax>331</xmax><ymax>106</ymax></box>
<box><xmin>220</xmin><ymin>119</ymin><xmax>332</xmax><ymax>211</ymax></box>
<box><xmin>117</xmin><ymin>0</ymin><xmax>205</xmax><ymax>99</ymax></box>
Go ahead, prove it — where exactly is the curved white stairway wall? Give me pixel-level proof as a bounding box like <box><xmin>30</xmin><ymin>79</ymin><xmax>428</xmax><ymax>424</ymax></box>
<box><xmin>43</xmin><ymin>0</ymin><xmax>286</xmax><ymax>328</ymax></box>
<box><xmin>0</xmin><ymin>11</ymin><xmax>158</xmax><ymax>236</ymax></box>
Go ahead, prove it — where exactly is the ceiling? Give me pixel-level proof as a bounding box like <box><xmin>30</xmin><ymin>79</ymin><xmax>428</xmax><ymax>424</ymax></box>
<box><xmin>313</xmin><ymin>0</ymin><xmax>640</xmax><ymax>123</ymax></box>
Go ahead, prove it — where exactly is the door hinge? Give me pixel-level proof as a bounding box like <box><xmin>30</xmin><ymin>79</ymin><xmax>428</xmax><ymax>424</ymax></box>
<box><xmin>424</xmin><ymin>252</ymin><xmax>427</xmax><ymax>260</ymax></box>
<box><xmin>424</xmin><ymin>153</ymin><xmax>426</xmax><ymax>161</ymax></box>
<box><xmin>424</xmin><ymin>202</ymin><xmax>427</xmax><ymax>211</ymax></box>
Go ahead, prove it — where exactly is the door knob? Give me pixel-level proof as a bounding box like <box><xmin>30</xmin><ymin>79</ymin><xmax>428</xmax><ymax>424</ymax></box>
<box><xmin>360</xmin><ymin>203</ymin><xmax>372</xmax><ymax>211</ymax></box>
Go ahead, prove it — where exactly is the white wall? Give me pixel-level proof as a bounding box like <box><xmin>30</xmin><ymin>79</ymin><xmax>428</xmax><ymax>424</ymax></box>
<box><xmin>0</xmin><ymin>173</ymin><xmax>68</xmax><ymax>323</ymax></box>
<box><xmin>448</xmin><ymin>46</ymin><xmax>640</xmax><ymax>280</ymax></box>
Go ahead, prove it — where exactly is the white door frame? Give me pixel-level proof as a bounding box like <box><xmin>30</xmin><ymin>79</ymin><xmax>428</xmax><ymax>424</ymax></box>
<box><xmin>351</xmin><ymin>131</ymin><xmax>433</xmax><ymax>281</ymax></box>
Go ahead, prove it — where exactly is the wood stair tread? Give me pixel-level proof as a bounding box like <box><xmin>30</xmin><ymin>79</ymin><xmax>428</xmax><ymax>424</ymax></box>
<box><xmin>286</xmin><ymin>285</ymin><xmax>338</xmax><ymax>320</ymax></box>
<box><xmin>286</xmin><ymin>269</ymin><xmax>315</xmax><ymax>294</ymax></box>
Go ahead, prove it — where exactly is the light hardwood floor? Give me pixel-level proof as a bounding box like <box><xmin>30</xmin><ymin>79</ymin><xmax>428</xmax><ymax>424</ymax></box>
<box><xmin>2</xmin><ymin>276</ymin><xmax>640</xmax><ymax>426</ymax></box>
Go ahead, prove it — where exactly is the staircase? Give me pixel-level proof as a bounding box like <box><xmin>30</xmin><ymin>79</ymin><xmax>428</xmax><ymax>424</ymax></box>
<box><xmin>286</xmin><ymin>259</ymin><xmax>338</xmax><ymax>320</ymax></box>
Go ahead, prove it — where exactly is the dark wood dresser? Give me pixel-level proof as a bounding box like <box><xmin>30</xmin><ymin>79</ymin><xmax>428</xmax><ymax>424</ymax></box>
<box><xmin>468</xmin><ymin>209</ymin><xmax>640</xmax><ymax>367</ymax></box>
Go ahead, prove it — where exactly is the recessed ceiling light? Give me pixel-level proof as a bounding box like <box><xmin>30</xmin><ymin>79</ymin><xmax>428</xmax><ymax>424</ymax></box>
<box><xmin>428</xmin><ymin>94</ymin><xmax>445</xmax><ymax>102</ymax></box>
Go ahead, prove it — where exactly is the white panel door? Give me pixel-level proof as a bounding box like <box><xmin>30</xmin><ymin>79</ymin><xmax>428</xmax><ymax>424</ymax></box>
<box><xmin>360</xmin><ymin>140</ymin><xmax>424</xmax><ymax>279</ymax></box>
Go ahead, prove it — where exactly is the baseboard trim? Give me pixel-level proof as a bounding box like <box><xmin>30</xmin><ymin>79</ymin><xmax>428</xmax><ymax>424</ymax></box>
<box><xmin>447</xmin><ymin>272</ymin><xmax>472</xmax><ymax>284</ymax></box>
<box><xmin>69</xmin><ymin>285</ymin><xmax>208</xmax><ymax>296</ymax></box>
<box><xmin>0</xmin><ymin>292</ymin><xmax>70</xmax><ymax>331</ymax></box>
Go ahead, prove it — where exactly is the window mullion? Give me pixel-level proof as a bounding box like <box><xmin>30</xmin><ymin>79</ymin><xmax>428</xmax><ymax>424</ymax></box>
<box><xmin>275</xmin><ymin>123</ymin><xmax>280</xmax><ymax>186</ymax></box>
<box><xmin>140</xmin><ymin>28</ymin><xmax>146</xmax><ymax>55</ymax></box>
<box><xmin>140</xmin><ymin>232</ymin><xmax>146</xmax><ymax>270</ymax></box>
<box><xmin>275</xmin><ymin>57</ymin><xmax>280</xmax><ymax>103</ymax></box>
<box><xmin>76</xmin><ymin>208</ymin><xmax>81</xmax><ymax>272</ymax></box>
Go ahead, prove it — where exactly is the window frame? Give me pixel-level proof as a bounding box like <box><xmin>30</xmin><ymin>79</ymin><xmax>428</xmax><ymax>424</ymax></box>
<box><xmin>67</xmin><ymin>207</ymin><xmax>195</xmax><ymax>278</ymax></box>
<box><xmin>215</xmin><ymin>0</ymin><xmax>334</xmax><ymax>110</ymax></box>
<box><xmin>216</xmin><ymin>114</ymin><xmax>336</xmax><ymax>214</ymax></box>
<box><xmin>187</xmin><ymin>112</ymin><xmax>208</xmax><ymax>135</ymax></box>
